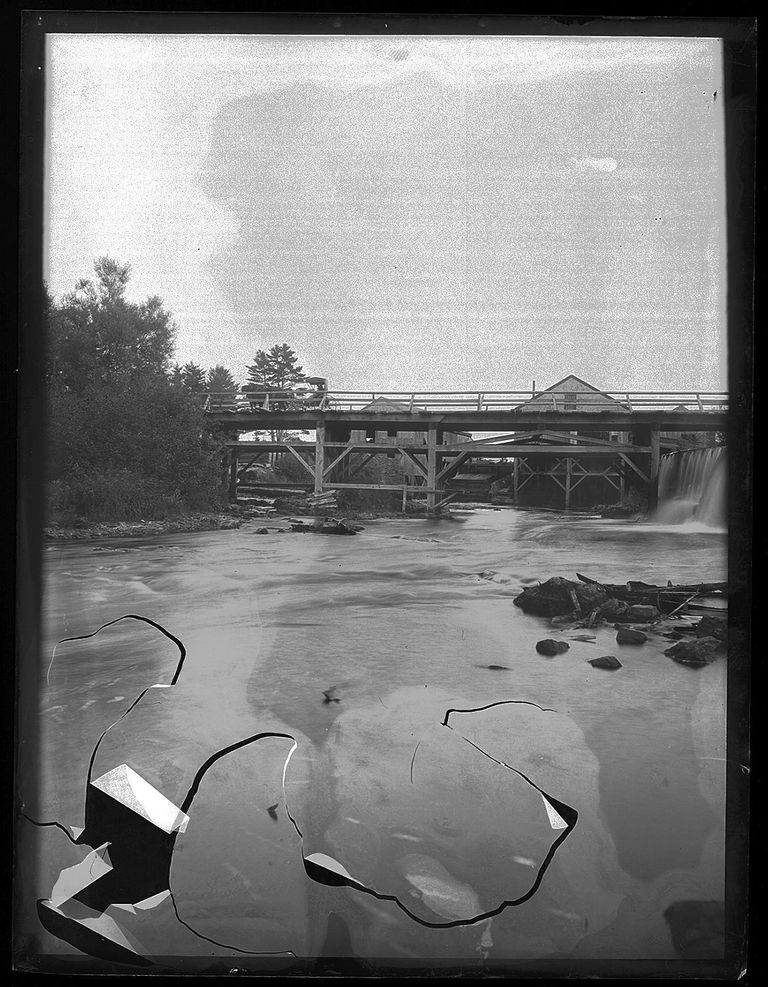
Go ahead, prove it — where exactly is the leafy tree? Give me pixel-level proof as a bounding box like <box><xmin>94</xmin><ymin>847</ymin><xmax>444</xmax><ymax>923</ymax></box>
<box><xmin>245</xmin><ymin>343</ymin><xmax>304</xmax><ymax>391</ymax></box>
<box><xmin>47</xmin><ymin>256</ymin><xmax>176</xmax><ymax>393</ymax></box>
<box><xmin>207</xmin><ymin>365</ymin><xmax>237</xmax><ymax>392</ymax></box>
<box><xmin>46</xmin><ymin>259</ymin><xmax>227</xmax><ymax>522</ymax></box>
<box><xmin>181</xmin><ymin>362</ymin><xmax>206</xmax><ymax>392</ymax></box>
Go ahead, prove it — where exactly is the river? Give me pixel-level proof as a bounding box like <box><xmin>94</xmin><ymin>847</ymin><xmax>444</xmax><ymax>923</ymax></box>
<box><xmin>20</xmin><ymin>507</ymin><xmax>727</xmax><ymax>971</ymax></box>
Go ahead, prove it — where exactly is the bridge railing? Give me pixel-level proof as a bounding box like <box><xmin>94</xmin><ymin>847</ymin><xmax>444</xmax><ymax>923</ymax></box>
<box><xmin>201</xmin><ymin>390</ymin><xmax>728</xmax><ymax>414</ymax></box>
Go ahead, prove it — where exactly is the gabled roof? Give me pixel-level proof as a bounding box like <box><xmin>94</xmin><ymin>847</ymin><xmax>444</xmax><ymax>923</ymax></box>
<box><xmin>518</xmin><ymin>374</ymin><xmax>628</xmax><ymax>411</ymax></box>
<box><xmin>360</xmin><ymin>396</ymin><xmax>413</xmax><ymax>413</ymax></box>
<box><xmin>535</xmin><ymin>374</ymin><xmax>611</xmax><ymax>395</ymax></box>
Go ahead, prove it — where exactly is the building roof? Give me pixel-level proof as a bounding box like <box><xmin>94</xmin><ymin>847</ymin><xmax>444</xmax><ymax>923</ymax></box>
<box><xmin>360</xmin><ymin>396</ymin><xmax>414</xmax><ymax>413</ymax></box>
<box><xmin>517</xmin><ymin>374</ymin><xmax>628</xmax><ymax>411</ymax></box>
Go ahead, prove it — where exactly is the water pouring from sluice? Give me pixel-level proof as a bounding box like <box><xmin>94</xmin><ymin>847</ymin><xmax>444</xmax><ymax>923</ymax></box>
<box><xmin>656</xmin><ymin>447</ymin><xmax>726</xmax><ymax>528</ymax></box>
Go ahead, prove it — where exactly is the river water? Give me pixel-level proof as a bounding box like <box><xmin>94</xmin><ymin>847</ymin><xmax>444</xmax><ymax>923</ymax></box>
<box><xmin>23</xmin><ymin>507</ymin><xmax>727</xmax><ymax>971</ymax></box>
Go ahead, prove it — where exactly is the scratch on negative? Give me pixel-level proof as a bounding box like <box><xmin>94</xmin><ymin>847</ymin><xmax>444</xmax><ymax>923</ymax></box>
<box><xmin>409</xmin><ymin>741</ymin><xmax>421</xmax><ymax>784</ymax></box>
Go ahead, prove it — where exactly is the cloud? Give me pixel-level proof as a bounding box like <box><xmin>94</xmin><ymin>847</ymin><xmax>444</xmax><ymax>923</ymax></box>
<box><xmin>572</xmin><ymin>156</ymin><xmax>618</xmax><ymax>173</ymax></box>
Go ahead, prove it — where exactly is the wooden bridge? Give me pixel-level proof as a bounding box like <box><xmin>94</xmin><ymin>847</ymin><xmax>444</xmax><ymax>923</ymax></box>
<box><xmin>202</xmin><ymin>389</ymin><xmax>728</xmax><ymax>512</ymax></box>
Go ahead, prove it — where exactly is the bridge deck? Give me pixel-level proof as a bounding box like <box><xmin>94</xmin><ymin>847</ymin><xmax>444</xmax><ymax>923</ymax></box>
<box><xmin>209</xmin><ymin>409</ymin><xmax>727</xmax><ymax>432</ymax></box>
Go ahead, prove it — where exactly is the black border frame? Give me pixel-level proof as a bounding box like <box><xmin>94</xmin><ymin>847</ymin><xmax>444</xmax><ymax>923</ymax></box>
<box><xmin>13</xmin><ymin>11</ymin><xmax>756</xmax><ymax>981</ymax></box>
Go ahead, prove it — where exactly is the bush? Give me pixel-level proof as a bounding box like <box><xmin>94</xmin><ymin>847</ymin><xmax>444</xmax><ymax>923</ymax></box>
<box><xmin>47</xmin><ymin>466</ymin><xmax>185</xmax><ymax>523</ymax></box>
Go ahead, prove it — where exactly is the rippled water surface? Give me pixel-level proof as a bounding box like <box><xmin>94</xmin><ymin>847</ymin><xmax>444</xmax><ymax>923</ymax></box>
<box><xmin>23</xmin><ymin>508</ymin><xmax>728</xmax><ymax>968</ymax></box>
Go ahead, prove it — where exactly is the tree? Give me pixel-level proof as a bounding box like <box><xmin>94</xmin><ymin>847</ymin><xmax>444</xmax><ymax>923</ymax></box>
<box><xmin>181</xmin><ymin>362</ymin><xmax>206</xmax><ymax>392</ymax></box>
<box><xmin>245</xmin><ymin>343</ymin><xmax>304</xmax><ymax>391</ymax></box>
<box><xmin>47</xmin><ymin>256</ymin><xmax>176</xmax><ymax>393</ymax></box>
<box><xmin>207</xmin><ymin>365</ymin><xmax>237</xmax><ymax>392</ymax></box>
<box><xmin>46</xmin><ymin>259</ymin><xmax>227</xmax><ymax>522</ymax></box>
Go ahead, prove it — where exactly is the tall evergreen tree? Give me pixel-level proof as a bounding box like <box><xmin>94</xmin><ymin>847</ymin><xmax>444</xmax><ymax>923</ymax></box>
<box><xmin>245</xmin><ymin>343</ymin><xmax>304</xmax><ymax>391</ymax></box>
<box><xmin>207</xmin><ymin>365</ymin><xmax>237</xmax><ymax>391</ymax></box>
<box><xmin>181</xmin><ymin>362</ymin><xmax>206</xmax><ymax>392</ymax></box>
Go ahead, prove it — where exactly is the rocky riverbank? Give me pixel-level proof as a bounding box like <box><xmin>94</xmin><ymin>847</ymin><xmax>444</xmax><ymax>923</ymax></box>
<box><xmin>43</xmin><ymin>512</ymin><xmax>243</xmax><ymax>541</ymax></box>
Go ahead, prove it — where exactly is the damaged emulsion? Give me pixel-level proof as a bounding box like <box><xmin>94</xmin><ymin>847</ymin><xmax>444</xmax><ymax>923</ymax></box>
<box><xmin>28</xmin><ymin>616</ymin><xmax>579</xmax><ymax>966</ymax></box>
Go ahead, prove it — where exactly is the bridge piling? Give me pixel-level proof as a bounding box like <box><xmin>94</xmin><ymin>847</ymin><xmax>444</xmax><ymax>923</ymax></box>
<box><xmin>314</xmin><ymin>421</ymin><xmax>325</xmax><ymax>495</ymax></box>
<box><xmin>648</xmin><ymin>429</ymin><xmax>661</xmax><ymax>511</ymax></box>
<box><xmin>426</xmin><ymin>424</ymin><xmax>438</xmax><ymax>513</ymax></box>
<box><xmin>228</xmin><ymin>448</ymin><xmax>238</xmax><ymax>503</ymax></box>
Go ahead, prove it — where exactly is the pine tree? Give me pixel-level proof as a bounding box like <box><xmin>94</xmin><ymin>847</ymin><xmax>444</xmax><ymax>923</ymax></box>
<box><xmin>207</xmin><ymin>365</ymin><xmax>237</xmax><ymax>392</ymax></box>
<box><xmin>181</xmin><ymin>362</ymin><xmax>206</xmax><ymax>392</ymax></box>
<box><xmin>245</xmin><ymin>343</ymin><xmax>304</xmax><ymax>391</ymax></box>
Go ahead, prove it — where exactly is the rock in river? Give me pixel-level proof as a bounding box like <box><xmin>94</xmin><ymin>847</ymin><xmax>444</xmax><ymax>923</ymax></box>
<box><xmin>664</xmin><ymin>636</ymin><xmax>724</xmax><ymax>667</ymax></box>
<box><xmin>616</xmin><ymin>627</ymin><xmax>647</xmax><ymax>645</ymax></box>
<box><xmin>695</xmin><ymin>615</ymin><xmax>727</xmax><ymax>642</ymax></box>
<box><xmin>514</xmin><ymin>577</ymin><xmax>606</xmax><ymax>617</ymax></box>
<box><xmin>597</xmin><ymin>598</ymin><xmax>630</xmax><ymax>621</ymax></box>
<box><xmin>536</xmin><ymin>639</ymin><xmax>570</xmax><ymax>656</ymax></box>
<box><xmin>588</xmin><ymin>655</ymin><xmax>622</xmax><ymax>670</ymax></box>
<box><xmin>625</xmin><ymin>604</ymin><xmax>660</xmax><ymax>622</ymax></box>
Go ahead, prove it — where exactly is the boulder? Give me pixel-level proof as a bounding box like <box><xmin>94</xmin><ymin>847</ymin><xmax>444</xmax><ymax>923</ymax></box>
<box><xmin>695</xmin><ymin>615</ymin><xmax>727</xmax><ymax>642</ymax></box>
<box><xmin>664</xmin><ymin>636</ymin><xmax>724</xmax><ymax>666</ymax></box>
<box><xmin>616</xmin><ymin>627</ymin><xmax>647</xmax><ymax>645</ymax></box>
<box><xmin>588</xmin><ymin>655</ymin><xmax>622</xmax><ymax>670</ymax></box>
<box><xmin>513</xmin><ymin>577</ymin><xmax>606</xmax><ymax>617</ymax></box>
<box><xmin>625</xmin><ymin>604</ymin><xmax>660</xmax><ymax>622</ymax></box>
<box><xmin>536</xmin><ymin>639</ymin><xmax>570</xmax><ymax>656</ymax></box>
<box><xmin>577</xmin><ymin>583</ymin><xmax>609</xmax><ymax>612</ymax></box>
<box><xmin>254</xmin><ymin>527</ymin><xmax>269</xmax><ymax>535</ymax></box>
<box><xmin>598</xmin><ymin>598</ymin><xmax>630</xmax><ymax>621</ymax></box>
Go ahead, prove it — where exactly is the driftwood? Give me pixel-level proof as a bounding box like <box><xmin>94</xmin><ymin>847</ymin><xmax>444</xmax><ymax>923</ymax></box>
<box><xmin>575</xmin><ymin>573</ymin><xmax>727</xmax><ymax>615</ymax></box>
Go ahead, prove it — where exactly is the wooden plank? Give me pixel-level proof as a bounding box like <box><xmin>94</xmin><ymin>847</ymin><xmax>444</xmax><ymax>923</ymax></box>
<box><xmin>399</xmin><ymin>448</ymin><xmax>429</xmax><ymax>478</ymax></box>
<box><xmin>228</xmin><ymin>448</ymin><xmax>238</xmax><ymax>502</ymax></box>
<box><xmin>618</xmin><ymin>453</ymin><xmax>650</xmax><ymax>485</ymax></box>
<box><xmin>427</xmin><ymin>424</ymin><xmax>438</xmax><ymax>512</ymax></box>
<box><xmin>440</xmin><ymin>443</ymin><xmax>651</xmax><ymax>455</ymax></box>
<box><xmin>329</xmin><ymin>482</ymin><xmax>440</xmax><ymax>492</ymax></box>
<box><xmin>236</xmin><ymin>453</ymin><xmax>264</xmax><ymax>478</ymax></box>
<box><xmin>314</xmin><ymin>421</ymin><xmax>325</xmax><ymax>494</ymax></box>
<box><xmin>437</xmin><ymin>451</ymin><xmax>471</xmax><ymax>483</ymax></box>
<box><xmin>283</xmin><ymin>443</ymin><xmax>316</xmax><ymax>478</ymax></box>
<box><xmin>344</xmin><ymin>452</ymin><xmax>378</xmax><ymax>481</ymax></box>
<box><xmin>649</xmin><ymin>429</ymin><xmax>661</xmax><ymax>510</ymax></box>
<box><xmin>323</xmin><ymin>445</ymin><xmax>353</xmax><ymax>479</ymax></box>
<box><xmin>434</xmin><ymin>491</ymin><xmax>459</xmax><ymax>510</ymax></box>
<box><xmin>517</xmin><ymin>472</ymin><xmax>535</xmax><ymax>491</ymax></box>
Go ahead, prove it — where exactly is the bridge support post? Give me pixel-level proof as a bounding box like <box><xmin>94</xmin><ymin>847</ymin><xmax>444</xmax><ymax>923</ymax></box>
<box><xmin>513</xmin><ymin>458</ymin><xmax>519</xmax><ymax>503</ymax></box>
<box><xmin>564</xmin><ymin>457</ymin><xmax>572</xmax><ymax>509</ymax></box>
<box><xmin>228</xmin><ymin>448</ymin><xmax>238</xmax><ymax>503</ymax></box>
<box><xmin>648</xmin><ymin>429</ymin><xmax>660</xmax><ymax>511</ymax></box>
<box><xmin>314</xmin><ymin>421</ymin><xmax>325</xmax><ymax>494</ymax></box>
<box><xmin>426</xmin><ymin>424</ymin><xmax>438</xmax><ymax>513</ymax></box>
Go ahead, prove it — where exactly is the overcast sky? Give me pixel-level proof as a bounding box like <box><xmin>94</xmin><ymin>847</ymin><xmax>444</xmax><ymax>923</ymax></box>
<box><xmin>45</xmin><ymin>34</ymin><xmax>726</xmax><ymax>392</ymax></box>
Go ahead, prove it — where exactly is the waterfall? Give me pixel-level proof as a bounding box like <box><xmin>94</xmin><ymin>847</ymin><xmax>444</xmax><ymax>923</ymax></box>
<box><xmin>656</xmin><ymin>446</ymin><xmax>726</xmax><ymax>527</ymax></box>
